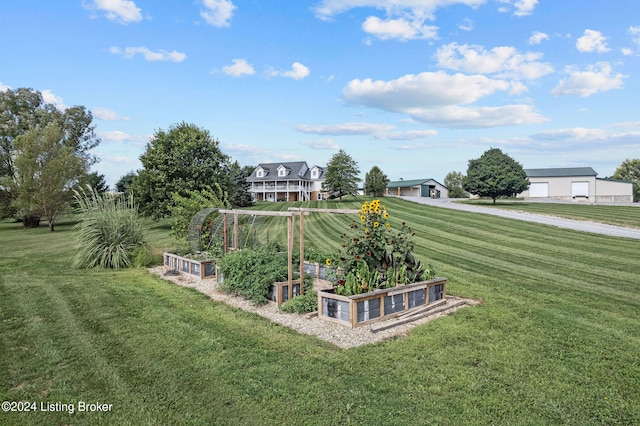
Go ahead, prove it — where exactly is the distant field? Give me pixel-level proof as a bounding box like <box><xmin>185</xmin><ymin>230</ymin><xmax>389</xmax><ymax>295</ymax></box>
<box><xmin>1</xmin><ymin>198</ymin><xmax>639</xmax><ymax>424</ymax></box>
<box><xmin>461</xmin><ymin>199</ymin><xmax>640</xmax><ymax>229</ymax></box>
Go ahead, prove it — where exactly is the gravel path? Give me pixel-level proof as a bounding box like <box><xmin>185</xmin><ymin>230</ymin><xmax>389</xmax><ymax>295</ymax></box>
<box><xmin>149</xmin><ymin>266</ymin><xmax>476</xmax><ymax>349</ymax></box>
<box><xmin>402</xmin><ymin>197</ymin><xmax>640</xmax><ymax>240</ymax></box>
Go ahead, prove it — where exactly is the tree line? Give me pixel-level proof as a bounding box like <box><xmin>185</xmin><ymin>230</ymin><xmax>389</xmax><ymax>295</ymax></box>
<box><xmin>2</xmin><ymin>87</ymin><xmax>639</xmax><ymax>233</ymax></box>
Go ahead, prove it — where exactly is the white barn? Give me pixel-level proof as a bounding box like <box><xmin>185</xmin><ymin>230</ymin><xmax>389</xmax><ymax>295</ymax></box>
<box><xmin>520</xmin><ymin>167</ymin><xmax>633</xmax><ymax>203</ymax></box>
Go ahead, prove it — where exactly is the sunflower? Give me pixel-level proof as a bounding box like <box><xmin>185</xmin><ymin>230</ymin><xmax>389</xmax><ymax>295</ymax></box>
<box><xmin>373</xmin><ymin>222</ymin><xmax>379</xmax><ymax>228</ymax></box>
<box><xmin>325</xmin><ymin>258</ymin><xmax>332</xmax><ymax>266</ymax></box>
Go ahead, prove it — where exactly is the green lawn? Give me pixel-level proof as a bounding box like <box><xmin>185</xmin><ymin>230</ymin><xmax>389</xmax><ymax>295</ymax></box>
<box><xmin>1</xmin><ymin>199</ymin><xmax>639</xmax><ymax>425</ymax></box>
<box><xmin>461</xmin><ymin>199</ymin><xmax>640</xmax><ymax>229</ymax></box>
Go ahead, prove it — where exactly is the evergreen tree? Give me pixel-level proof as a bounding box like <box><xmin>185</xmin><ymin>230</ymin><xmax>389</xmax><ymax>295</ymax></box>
<box><xmin>364</xmin><ymin>165</ymin><xmax>389</xmax><ymax>196</ymax></box>
<box><xmin>322</xmin><ymin>149</ymin><xmax>360</xmax><ymax>200</ymax></box>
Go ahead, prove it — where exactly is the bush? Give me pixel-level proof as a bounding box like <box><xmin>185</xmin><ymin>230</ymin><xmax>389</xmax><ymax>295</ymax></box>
<box><xmin>217</xmin><ymin>243</ymin><xmax>288</xmax><ymax>305</ymax></box>
<box><xmin>131</xmin><ymin>246</ymin><xmax>163</xmax><ymax>268</ymax></box>
<box><xmin>279</xmin><ymin>291</ymin><xmax>317</xmax><ymax>314</ymax></box>
<box><xmin>73</xmin><ymin>186</ymin><xmax>147</xmax><ymax>269</ymax></box>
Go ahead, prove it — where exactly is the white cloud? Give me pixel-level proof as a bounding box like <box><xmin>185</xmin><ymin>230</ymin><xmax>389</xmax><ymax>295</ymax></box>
<box><xmin>98</xmin><ymin>130</ymin><xmax>133</xmax><ymax>142</ymax></box>
<box><xmin>406</xmin><ymin>104</ymin><xmax>546</xmax><ymax>128</ymax></box>
<box><xmin>222</xmin><ymin>59</ymin><xmax>255</xmax><ymax>76</ymax></box>
<box><xmin>551</xmin><ymin>62</ymin><xmax>625</xmax><ymax>97</ymax></box>
<box><xmin>296</xmin><ymin>121</ymin><xmax>439</xmax><ymax>140</ymax></box>
<box><xmin>84</xmin><ymin>0</ymin><xmax>143</xmax><ymax>24</ymax></box>
<box><xmin>270</xmin><ymin>62</ymin><xmax>310</xmax><ymax>80</ymax></box>
<box><xmin>200</xmin><ymin>0</ymin><xmax>236</xmax><ymax>27</ymax></box>
<box><xmin>576</xmin><ymin>29</ymin><xmax>610</xmax><ymax>53</ymax></box>
<box><xmin>313</xmin><ymin>0</ymin><xmax>484</xmax><ymax>41</ymax></box>
<box><xmin>457</xmin><ymin>18</ymin><xmax>473</xmax><ymax>32</ymax></box>
<box><xmin>344</xmin><ymin>71</ymin><xmax>511</xmax><ymax>110</ymax></box>
<box><xmin>362</xmin><ymin>16</ymin><xmax>438</xmax><ymax>41</ymax></box>
<box><xmin>513</xmin><ymin>0</ymin><xmax>538</xmax><ymax>16</ymax></box>
<box><xmin>92</xmin><ymin>107</ymin><xmax>129</xmax><ymax>121</ymax></box>
<box><xmin>342</xmin><ymin>72</ymin><xmax>546</xmax><ymax>128</ymax></box>
<box><xmin>496</xmin><ymin>0</ymin><xmax>538</xmax><ymax>16</ymax></box>
<box><xmin>41</xmin><ymin>90</ymin><xmax>67</xmax><ymax>111</ymax></box>
<box><xmin>109</xmin><ymin>46</ymin><xmax>186</xmax><ymax>62</ymax></box>
<box><xmin>0</xmin><ymin>82</ymin><xmax>10</xmax><ymax>91</ymax></box>
<box><xmin>301</xmin><ymin>139</ymin><xmax>340</xmax><ymax>150</ymax></box>
<box><xmin>630</xmin><ymin>26</ymin><xmax>640</xmax><ymax>44</ymax></box>
<box><xmin>528</xmin><ymin>31</ymin><xmax>549</xmax><ymax>45</ymax></box>
<box><xmin>436</xmin><ymin>42</ymin><xmax>553</xmax><ymax>80</ymax></box>
<box><xmin>530</xmin><ymin>127</ymin><xmax>608</xmax><ymax>141</ymax></box>
<box><xmin>296</xmin><ymin>122</ymin><xmax>395</xmax><ymax>136</ymax></box>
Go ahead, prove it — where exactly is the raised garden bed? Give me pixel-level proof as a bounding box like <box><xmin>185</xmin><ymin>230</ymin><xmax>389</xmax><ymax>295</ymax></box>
<box><xmin>302</xmin><ymin>261</ymin><xmax>334</xmax><ymax>281</ymax></box>
<box><xmin>164</xmin><ymin>252</ymin><xmax>217</xmax><ymax>280</ymax></box>
<box><xmin>318</xmin><ymin>278</ymin><xmax>446</xmax><ymax>328</ymax></box>
<box><xmin>268</xmin><ymin>279</ymin><xmax>301</xmax><ymax>305</ymax></box>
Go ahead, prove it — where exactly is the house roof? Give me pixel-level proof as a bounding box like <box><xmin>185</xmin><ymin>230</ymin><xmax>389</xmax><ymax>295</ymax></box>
<box><xmin>247</xmin><ymin>161</ymin><xmax>324</xmax><ymax>181</ymax></box>
<box><xmin>387</xmin><ymin>178</ymin><xmax>440</xmax><ymax>189</ymax></box>
<box><xmin>525</xmin><ymin>167</ymin><xmax>598</xmax><ymax>178</ymax></box>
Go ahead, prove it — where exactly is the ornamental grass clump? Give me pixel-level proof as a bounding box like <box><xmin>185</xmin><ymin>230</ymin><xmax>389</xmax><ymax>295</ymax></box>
<box><xmin>73</xmin><ymin>186</ymin><xmax>147</xmax><ymax>269</ymax></box>
<box><xmin>333</xmin><ymin>199</ymin><xmax>434</xmax><ymax>296</ymax></box>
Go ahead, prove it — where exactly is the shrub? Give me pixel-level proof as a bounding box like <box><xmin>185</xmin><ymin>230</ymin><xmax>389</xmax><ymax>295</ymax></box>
<box><xmin>217</xmin><ymin>243</ymin><xmax>288</xmax><ymax>305</ymax></box>
<box><xmin>279</xmin><ymin>291</ymin><xmax>317</xmax><ymax>314</ymax></box>
<box><xmin>73</xmin><ymin>186</ymin><xmax>147</xmax><ymax>269</ymax></box>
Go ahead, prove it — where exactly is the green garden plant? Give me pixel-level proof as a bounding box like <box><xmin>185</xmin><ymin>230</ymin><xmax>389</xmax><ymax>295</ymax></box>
<box><xmin>334</xmin><ymin>199</ymin><xmax>435</xmax><ymax>295</ymax></box>
<box><xmin>72</xmin><ymin>186</ymin><xmax>147</xmax><ymax>269</ymax></box>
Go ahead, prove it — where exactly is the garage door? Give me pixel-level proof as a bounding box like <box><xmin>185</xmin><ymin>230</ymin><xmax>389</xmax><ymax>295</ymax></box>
<box><xmin>571</xmin><ymin>181</ymin><xmax>589</xmax><ymax>198</ymax></box>
<box><xmin>529</xmin><ymin>182</ymin><xmax>549</xmax><ymax>197</ymax></box>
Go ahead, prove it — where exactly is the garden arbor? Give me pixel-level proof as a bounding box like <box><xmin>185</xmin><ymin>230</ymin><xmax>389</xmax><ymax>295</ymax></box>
<box><xmin>185</xmin><ymin>207</ymin><xmax>358</xmax><ymax>299</ymax></box>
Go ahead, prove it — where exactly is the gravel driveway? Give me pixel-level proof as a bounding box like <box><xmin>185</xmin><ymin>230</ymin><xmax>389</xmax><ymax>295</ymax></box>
<box><xmin>401</xmin><ymin>197</ymin><xmax>640</xmax><ymax>240</ymax></box>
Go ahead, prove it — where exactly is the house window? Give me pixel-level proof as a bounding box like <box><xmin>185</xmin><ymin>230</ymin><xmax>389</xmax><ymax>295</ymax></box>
<box><xmin>278</xmin><ymin>169</ymin><xmax>286</xmax><ymax>177</ymax></box>
<box><xmin>257</xmin><ymin>170</ymin><xmax>263</xmax><ymax>178</ymax></box>
<box><xmin>312</xmin><ymin>169</ymin><xmax>318</xmax><ymax>178</ymax></box>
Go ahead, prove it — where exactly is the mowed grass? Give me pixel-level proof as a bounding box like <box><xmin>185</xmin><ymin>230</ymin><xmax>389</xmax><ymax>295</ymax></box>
<box><xmin>2</xmin><ymin>199</ymin><xmax>640</xmax><ymax>425</ymax></box>
<box><xmin>461</xmin><ymin>199</ymin><xmax>640</xmax><ymax>229</ymax></box>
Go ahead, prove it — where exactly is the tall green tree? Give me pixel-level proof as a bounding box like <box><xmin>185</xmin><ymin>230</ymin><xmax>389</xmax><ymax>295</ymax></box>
<box><xmin>9</xmin><ymin>123</ymin><xmax>87</xmax><ymax>231</ymax></box>
<box><xmin>322</xmin><ymin>149</ymin><xmax>360</xmax><ymax>200</ymax></box>
<box><xmin>612</xmin><ymin>158</ymin><xmax>640</xmax><ymax>202</ymax></box>
<box><xmin>115</xmin><ymin>171</ymin><xmax>137</xmax><ymax>194</ymax></box>
<box><xmin>463</xmin><ymin>148</ymin><xmax>529</xmax><ymax>204</ymax></box>
<box><xmin>79</xmin><ymin>171</ymin><xmax>109</xmax><ymax>194</ymax></box>
<box><xmin>444</xmin><ymin>171</ymin><xmax>469</xmax><ymax>198</ymax></box>
<box><xmin>227</xmin><ymin>162</ymin><xmax>254</xmax><ymax>207</ymax></box>
<box><xmin>0</xmin><ymin>87</ymin><xmax>99</xmax><ymax>221</ymax></box>
<box><xmin>364</xmin><ymin>165</ymin><xmax>389</xmax><ymax>196</ymax></box>
<box><xmin>132</xmin><ymin>122</ymin><xmax>231</xmax><ymax>218</ymax></box>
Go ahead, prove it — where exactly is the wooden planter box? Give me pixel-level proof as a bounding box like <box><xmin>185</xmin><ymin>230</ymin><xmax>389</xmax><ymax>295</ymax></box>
<box><xmin>303</xmin><ymin>261</ymin><xmax>336</xmax><ymax>281</ymax></box>
<box><xmin>163</xmin><ymin>252</ymin><xmax>217</xmax><ymax>280</ymax></box>
<box><xmin>318</xmin><ymin>278</ymin><xmax>447</xmax><ymax>328</ymax></box>
<box><xmin>268</xmin><ymin>279</ymin><xmax>302</xmax><ymax>306</ymax></box>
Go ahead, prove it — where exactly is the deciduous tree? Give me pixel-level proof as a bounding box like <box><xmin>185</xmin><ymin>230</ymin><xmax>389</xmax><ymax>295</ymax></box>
<box><xmin>0</xmin><ymin>88</ymin><xmax>99</xmax><ymax>221</ymax></box>
<box><xmin>10</xmin><ymin>123</ymin><xmax>86</xmax><ymax>231</ymax></box>
<box><xmin>463</xmin><ymin>148</ymin><xmax>529</xmax><ymax>204</ymax></box>
<box><xmin>364</xmin><ymin>165</ymin><xmax>389</xmax><ymax>196</ymax></box>
<box><xmin>131</xmin><ymin>122</ymin><xmax>231</xmax><ymax>218</ymax></box>
<box><xmin>322</xmin><ymin>149</ymin><xmax>360</xmax><ymax>200</ymax></box>
<box><xmin>444</xmin><ymin>171</ymin><xmax>469</xmax><ymax>198</ymax></box>
<box><xmin>612</xmin><ymin>158</ymin><xmax>640</xmax><ymax>202</ymax></box>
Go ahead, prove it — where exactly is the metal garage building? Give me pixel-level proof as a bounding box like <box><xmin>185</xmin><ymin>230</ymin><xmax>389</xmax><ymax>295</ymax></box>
<box><xmin>520</xmin><ymin>167</ymin><xmax>633</xmax><ymax>203</ymax></box>
<box><xmin>385</xmin><ymin>178</ymin><xmax>449</xmax><ymax>198</ymax></box>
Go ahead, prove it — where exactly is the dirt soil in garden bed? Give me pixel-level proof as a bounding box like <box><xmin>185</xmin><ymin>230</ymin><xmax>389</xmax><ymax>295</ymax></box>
<box><xmin>149</xmin><ymin>266</ymin><xmax>479</xmax><ymax>349</ymax></box>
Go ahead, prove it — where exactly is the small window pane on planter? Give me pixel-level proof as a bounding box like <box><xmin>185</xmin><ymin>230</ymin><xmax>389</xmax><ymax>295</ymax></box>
<box><xmin>204</xmin><ymin>263</ymin><xmax>215</xmax><ymax>277</ymax></box>
<box><xmin>281</xmin><ymin>285</ymin><xmax>289</xmax><ymax>303</ymax></box>
<box><xmin>322</xmin><ymin>297</ymin><xmax>350</xmax><ymax>322</ymax></box>
<box><xmin>304</xmin><ymin>263</ymin><xmax>317</xmax><ymax>276</ymax></box>
<box><xmin>429</xmin><ymin>284</ymin><xmax>444</xmax><ymax>303</ymax></box>
<box><xmin>293</xmin><ymin>283</ymin><xmax>300</xmax><ymax>297</ymax></box>
<box><xmin>384</xmin><ymin>294</ymin><xmax>405</xmax><ymax>315</ymax></box>
<box><xmin>182</xmin><ymin>260</ymin><xmax>189</xmax><ymax>273</ymax></box>
<box><xmin>357</xmin><ymin>298</ymin><xmax>381</xmax><ymax>323</ymax></box>
<box><xmin>164</xmin><ymin>255</ymin><xmax>170</xmax><ymax>266</ymax></box>
<box><xmin>191</xmin><ymin>262</ymin><xmax>200</xmax><ymax>276</ymax></box>
<box><xmin>268</xmin><ymin>285</ymin><xmax>276</xmax><ymax>302</ymax></box>
<box><xmin>408</xmin><ymin>289</ymin><xmax>426</xmax><ymax>308</ymax></box>
<box><xmin>319</xmin><ymin>266</ymin><xmax>331</xmax><ymax>280</ymax></box>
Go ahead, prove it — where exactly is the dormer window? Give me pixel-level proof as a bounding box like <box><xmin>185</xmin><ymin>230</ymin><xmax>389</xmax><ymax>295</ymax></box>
<box><xmin>311</xmin><ymin>169</ymin><xmax>318</xmax><ymax>178</ymax></box>
<box><xmin>277</xmin><ymin>165</ymin><xmax>288</xmax><ymax>177</ymax></box>
<box><xmin>256</xmin><ymin>167</ymin><xmax>264</xmax><ymax>178</ymax></box>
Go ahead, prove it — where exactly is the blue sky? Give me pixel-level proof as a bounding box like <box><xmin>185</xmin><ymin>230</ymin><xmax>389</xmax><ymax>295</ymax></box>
<box><xmin>2</xmin><ymin>0</ymin><xmax>640</xmax><ymax>188</ymax></box>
